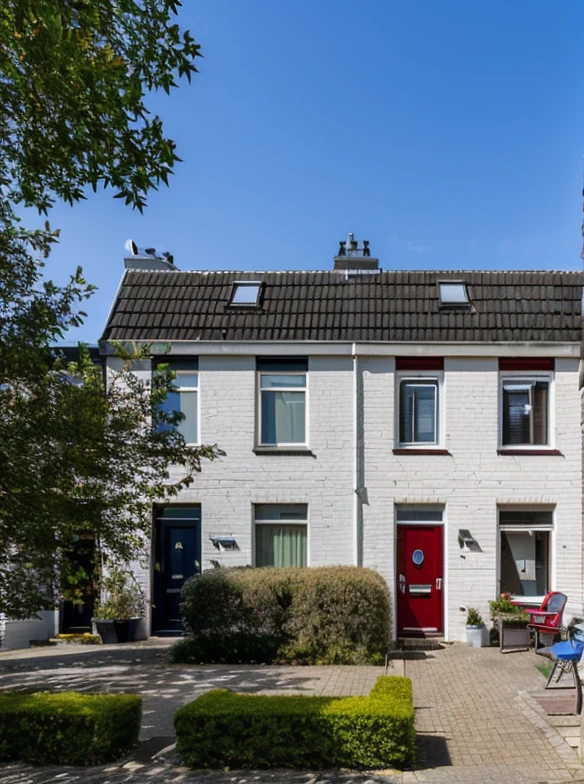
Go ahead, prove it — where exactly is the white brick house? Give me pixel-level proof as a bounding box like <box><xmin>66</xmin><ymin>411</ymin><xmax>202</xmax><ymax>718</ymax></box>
<box><xmin>94</xmin><ymin>239</ymin><xmax>584</xmax><ymax>643</ymax></box>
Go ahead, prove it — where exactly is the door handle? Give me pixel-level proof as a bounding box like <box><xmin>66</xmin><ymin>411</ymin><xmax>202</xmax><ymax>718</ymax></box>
<box><xmin>399</xmin><ymin>574</ymin><xmax>406</xmax><ymax>594</ymax></box>
<box><xmin>436</xmin><ymin>578</ymin><xmax>442</xmax><ymax>591</ymax></box>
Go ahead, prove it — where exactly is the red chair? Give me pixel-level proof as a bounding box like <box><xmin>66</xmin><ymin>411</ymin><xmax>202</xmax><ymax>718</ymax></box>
<box><xmin>525</xmin><ymin>591</ymin><xmax>567</xmax><ymax>648</ymax></box>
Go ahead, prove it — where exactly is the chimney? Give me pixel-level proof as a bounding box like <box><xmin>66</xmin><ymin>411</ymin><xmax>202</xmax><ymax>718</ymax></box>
<box><xmin>333</xmin><ymin>233</ymin><xmax>379</xmax><ymax>272</ymax></box>
<box><xmin>123</xmin><ymin>240</ymin><xmax>179</xmax><ymax>271</ymax></box>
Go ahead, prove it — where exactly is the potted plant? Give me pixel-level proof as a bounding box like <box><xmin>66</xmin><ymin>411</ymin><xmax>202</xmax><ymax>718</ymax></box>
<box><xmin>465</xmin><ymin>607</ymin><xmax>487</xmax><ymax>648</ymax></box>
<box><xmin>489</xmin><ymin>592</ymin><xmax>530</xmax><ymax>653</ymax></box>
<box><xmin>92</xmin><ymin>568</ymin><xmax>145</xmax><ymax>643</ymax></box>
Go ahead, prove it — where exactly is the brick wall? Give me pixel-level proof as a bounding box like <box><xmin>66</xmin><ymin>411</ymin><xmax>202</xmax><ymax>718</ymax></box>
<box><xmin>361</xmin><ymin>356</ymin><xmax>582</xmax><ymax>641</ymax></box>
<box><xmin>116</xmin><ymin>352</ymin><xmax>581</xmax><ymax>642</ymax></box>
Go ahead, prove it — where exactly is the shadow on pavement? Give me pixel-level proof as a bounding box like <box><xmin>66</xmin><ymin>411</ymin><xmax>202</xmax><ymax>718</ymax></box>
<box><xmin>414</xmin><ymin>733</ymin><xmax>452</xmax><ymax>769</ymax></box>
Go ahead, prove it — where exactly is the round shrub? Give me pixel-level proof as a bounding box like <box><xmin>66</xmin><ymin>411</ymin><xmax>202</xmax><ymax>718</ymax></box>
<box><xmin>178</xmin><ymin>566</ymin><xmax>390</xmax><ymax>665</ymax></box>
<box><xmin>283</xmin><ymin>566</ymin><xmax>390</xmax><ymax>664</ymax></box>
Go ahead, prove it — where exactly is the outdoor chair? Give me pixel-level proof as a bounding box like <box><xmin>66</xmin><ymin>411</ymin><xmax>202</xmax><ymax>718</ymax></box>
<box><xmin>525</xmin><ymin>591</ymin><xmax>567</xmax><ymax>649</ymax></box>
<box><xmin>535</xmin><ymin>624</ymin><xmax>584</xmax><ymax>715</ymax></box>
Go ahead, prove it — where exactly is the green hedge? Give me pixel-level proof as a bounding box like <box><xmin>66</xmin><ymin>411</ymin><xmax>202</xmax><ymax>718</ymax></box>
<box><xmin>174</xmin><ymin>675</ymin><xmax>415</xmax><ymax>770</ymax></box>
<box><xmin>177</xmin><ymin>565</ymin><xmax>390</xmax><ymax>664</ymax></box>
<box><xmin>0</xmin><ymin>692</ymin><xmax>142</xmax><ymax>765</ymax></box>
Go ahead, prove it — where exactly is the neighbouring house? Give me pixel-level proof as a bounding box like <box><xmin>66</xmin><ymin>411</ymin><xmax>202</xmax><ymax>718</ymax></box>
<box><xmin>94</xmin><ymin>236</ymin><xmax>584</xmax><ymax>643</ymax></box>
<box><xmin>0</xmin><ymin>343</ymin><xmax>103</xmax><ymax>651</ymax></box>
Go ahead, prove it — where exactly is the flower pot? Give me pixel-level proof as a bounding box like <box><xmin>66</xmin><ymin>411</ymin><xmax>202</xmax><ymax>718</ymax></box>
<box><xmin>498</xmin><ymin>615</ymin><xmax>531</xmax><ymax>653</ymax></box>
<box><xmin>112</xmin><ymin>618</ymin><xmax>141</xmax><ymax>643</ymax></box>
<box><xmin>466</xmin><ymin>624</ymin><xmax>488</xmax><ymax>648</ymax></box>
<box><xmin>113</xmin><ymin>618</ymin><xmax>141</xmax><ymax>643</ymax></box>
<box><xmin>92</xmin><ymin>619</ymin><xmax>118</xmax><ymax>644</ymax></box>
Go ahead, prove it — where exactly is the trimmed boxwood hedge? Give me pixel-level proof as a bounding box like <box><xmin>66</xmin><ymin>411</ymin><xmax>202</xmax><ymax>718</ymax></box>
<box><xmin>176</xmin><ymin>565</ymin><xmax>390</xmax><ymax>664</ymax></box>
<box><xmin>0</xmin><ymin>692</ymin><xmax>142</xmax><ymax>765</ymax></box>
<box><xmin>174</xmin><ymin>675</ymin><xmax>415</xmax><ymax>770</ymax></box>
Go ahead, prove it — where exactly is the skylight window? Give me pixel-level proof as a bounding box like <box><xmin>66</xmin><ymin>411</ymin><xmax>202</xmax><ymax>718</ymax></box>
<box><xmin>438</xmin><ymin>282</ymin><xmax>470</xmax><ymax>307</ymax></box>
<box><xmin>230</xmin><ymin>281</ymin><xmax>262</xmax><ymax>307</ymax></box>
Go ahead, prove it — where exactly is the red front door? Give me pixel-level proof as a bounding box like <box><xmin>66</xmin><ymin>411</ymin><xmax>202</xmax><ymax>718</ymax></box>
<box><xmin>397</xmin><ymin>524</ymin><xmax>443</xmax><ymax>635</ymax></box>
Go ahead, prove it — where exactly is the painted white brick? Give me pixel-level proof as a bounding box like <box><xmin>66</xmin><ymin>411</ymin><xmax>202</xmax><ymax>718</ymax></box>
<box><xmin>113</xmin><ymin>352</ymin><xmax>582</xmax><ymax>644</ymax></box>
<box><xmin>361</xmin><ymin>356</ymin><xmax>582</xmax><ymax>641</ymax></box>
<box><xmin>1</xmin><ymin>612</ymin><xmax>57</xmax><ymax>650</ymax></box>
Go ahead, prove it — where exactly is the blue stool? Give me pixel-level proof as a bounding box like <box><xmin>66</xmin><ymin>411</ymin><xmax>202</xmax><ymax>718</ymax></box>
<box><xmin>538</xmin><ymin>639</ymin><xmax>584</xmax><ymax>715</ymax></box>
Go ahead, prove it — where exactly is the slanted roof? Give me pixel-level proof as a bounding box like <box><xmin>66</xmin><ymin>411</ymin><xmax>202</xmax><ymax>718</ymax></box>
<box><xmin>101</xmin><ymin>269</ymin><xmax>584</xmax><ymax>344</ymax></box>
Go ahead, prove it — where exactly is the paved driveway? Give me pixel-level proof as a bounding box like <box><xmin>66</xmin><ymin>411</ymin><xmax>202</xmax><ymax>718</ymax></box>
<box><xmin>0</xmin><ymin>640</ymin><xmax>582</xmax><ymax>783</ymax></box>
<box><xmin>402</xmin><ymin>644</ymin><xmax>584</xmax><ymax>784</ymax></box>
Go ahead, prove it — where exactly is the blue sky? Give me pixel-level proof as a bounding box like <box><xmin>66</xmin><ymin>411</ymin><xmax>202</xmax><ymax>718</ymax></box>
<box><xmin>43</xmin><ymin>0</ymin><xmax>584</xmax><ymax>342</ymax></box>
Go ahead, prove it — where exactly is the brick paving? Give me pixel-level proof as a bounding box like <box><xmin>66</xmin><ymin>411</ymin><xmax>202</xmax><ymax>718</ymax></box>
<box><xmin>401</xmin><ymin>644</ymin><xmax>584</xmax><ymax>783</ymax></box>
<box><xmin>0</xmin><ymin>641</ymin><xmax>583</xmax><ymax>783</ymax></box>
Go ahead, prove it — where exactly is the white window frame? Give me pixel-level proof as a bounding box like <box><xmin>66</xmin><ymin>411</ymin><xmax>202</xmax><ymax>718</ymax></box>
<box><xmin>498</xmin><ymin>371</ymin><xmax>554</xmax><ymax>450</ymax></box>
<box><xmin>497</xmin><ymin>506</ymin><xmax>555</xmax><ymax>602</ymax></box>
<box><xmin>170</xmin><ymin>370</ymin><xmax>200</xmax><ymax>446</ymax></box>
<box><xmin>396</xmin><ymin>372</ymin><xmax>443</xmax><ymax>448</ymax></box>
<box><xmin>253</xmin><ymin>503</ymin><xmax>309</xmax><ymax>567</ymax></box>
<box><xmin>257</xmin><ymin>370</ymin><xmax>309</xmax><ymax>447</ymax></box>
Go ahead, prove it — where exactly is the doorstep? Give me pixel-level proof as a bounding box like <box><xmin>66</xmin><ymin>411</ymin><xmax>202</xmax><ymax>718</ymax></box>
<box><xmin>397</xmin><ymin>637</ymin><xmax>448</xmax><ymax>651</ymax></box>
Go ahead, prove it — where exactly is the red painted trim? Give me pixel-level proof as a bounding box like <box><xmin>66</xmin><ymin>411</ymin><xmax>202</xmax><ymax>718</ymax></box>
<box><xmin>396</xmin><ymin>357</ymin><xmax>444</xmax><ymax>371</ymax></box>
<box><xmin>498</xmin><ymin>358</ymin><xmax>554</xmax><ymax>371</ymax></box>
<box><xmin>393</xmin><ymin>448</ymin><xmax>451</xmax><ymax>456</ymax></box>
<box><xmin>497</xmin><ymin>449</ymin><xmax>562</xmax><ymax>456</ymax></box>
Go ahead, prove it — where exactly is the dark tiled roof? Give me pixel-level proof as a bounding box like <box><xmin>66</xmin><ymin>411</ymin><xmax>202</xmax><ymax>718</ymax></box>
<box><xmin>102</xmin><ymin>270</ymin><xmax>584</xmax><ymax>344</ymax></box>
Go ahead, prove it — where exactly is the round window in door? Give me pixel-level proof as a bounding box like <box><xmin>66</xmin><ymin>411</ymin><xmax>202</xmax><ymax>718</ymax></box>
<box><xmin>412</xmin><ymin>549</ymin><xmax>424</xmax><ymax>567</ymax></box>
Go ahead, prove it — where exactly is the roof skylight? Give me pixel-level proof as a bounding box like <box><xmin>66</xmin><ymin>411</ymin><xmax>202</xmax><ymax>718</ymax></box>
<box><xmin>438</xmin><ymin>282</ymin><xmax>470</xmax><ymax>307</ymax></box>
<box><xmin>230</xmin><ymin>281</ymin><xmax>262</xmax><ymax>307</ymax></box>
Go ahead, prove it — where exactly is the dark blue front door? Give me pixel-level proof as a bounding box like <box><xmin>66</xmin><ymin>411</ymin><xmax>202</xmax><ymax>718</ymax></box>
<box><xmin>153</xmin><ymin>507</ymin><xmax>201</xmax><ymax>633</ymax></box>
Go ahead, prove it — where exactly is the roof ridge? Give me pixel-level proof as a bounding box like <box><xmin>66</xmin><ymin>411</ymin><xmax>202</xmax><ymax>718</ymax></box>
<box><xmin>125</xmin><ymin>268</ymin><xmax>584</xmax><ymax>276</ymax></box>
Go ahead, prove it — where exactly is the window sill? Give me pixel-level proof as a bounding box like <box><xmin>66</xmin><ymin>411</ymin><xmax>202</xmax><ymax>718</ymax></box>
<box><xmin>392</xmin><ymin>448</ymin><xmax>451</xmax><ymax>456</ymax></box>
<box><xmin>497</xmin><ymin>449</ymin><xmax>563</xmax><ymax>456</ymax></box>
<box><xmin>253</xmin><ymin>447</ymin><xmax>315</xmax><ymax>456</ymax></box>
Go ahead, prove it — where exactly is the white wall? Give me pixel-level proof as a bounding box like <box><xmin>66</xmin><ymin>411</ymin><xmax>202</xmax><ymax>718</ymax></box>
<box><xmin>361</xmin><ymin>356</ymin><xmax>582</xmax><ymax>641</ymax></box>
<box><xmin>1</xmin><ymin>612</ymin><xmax>57</xmax><ymax>650</ymax></box>
<box><xmin>167</xmin><ymin>354</ymin><xmax>355</xmax><ymax>568</ymax></box>
<box><xmin>118</xmin><ymin>351</ymin><xmax>581</xmax><ymax>643</ymax></box>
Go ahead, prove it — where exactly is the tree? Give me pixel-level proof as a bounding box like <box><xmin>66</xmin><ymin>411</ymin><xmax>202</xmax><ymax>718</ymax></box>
<box><xmin>0</xmin><ymin>1</ymin><xmax>202</xmax><ymax>378</ymax></box>
<box><xmin>0</xmin><ymin>348</ymin><xmax>221</xmax><ymax>619</ymax></box>
<box><xmin>1</xmin><ymin>0</ymin><xmax>201</xmax><ymax>213</ymax></box>
<box><xmin>0</xmin><ymin>2</ymin><xmax>214</xmax><ymax>618</ymax></box>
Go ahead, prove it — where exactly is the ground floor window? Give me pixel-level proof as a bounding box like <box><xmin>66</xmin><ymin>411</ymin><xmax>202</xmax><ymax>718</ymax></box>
<box><xmin>499</xmin><ymin>509</ymin><xmax>552</xmax><ymax>596</ymax></box>
<box><xmin>254</xmin><ymin>504</ymin><xmax>307</xmax><ymax>567</ymax></box>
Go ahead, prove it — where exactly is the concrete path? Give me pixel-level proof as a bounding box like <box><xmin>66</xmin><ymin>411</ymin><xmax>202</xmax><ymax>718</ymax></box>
<box><xmin>0</xmin><ymin>640</ymin><xmax>582</xmax><ymax>783</ymax></box>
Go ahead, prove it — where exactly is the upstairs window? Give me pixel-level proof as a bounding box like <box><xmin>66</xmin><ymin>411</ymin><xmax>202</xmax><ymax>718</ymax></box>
<box><xmin>399</xmin><ymin>379</ymin><xmax>439</xmax><ymax>444</ymax></box>
<box><xmin>501</xmin><ymin>378</ymin><xmax>550</xmax><ymax>447</ymax></box>
<box><xmin>157</xmin><ymin>360</ymin><xmax>199</xmax><ymax>444</ymax></box>
<box><xmin>396</xmin><ymin>359</ymin><xmax>443</xmax><ymax>448</ymax></box>
<box><xmin>230</xmin><ymin>281</ymin><xmax>262</xmax><ymax>307</ymax></box>
<box><xmin>257</xmin><ymin>358</ymin><xmax>307</xmax><ymax>446</ymax></box>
